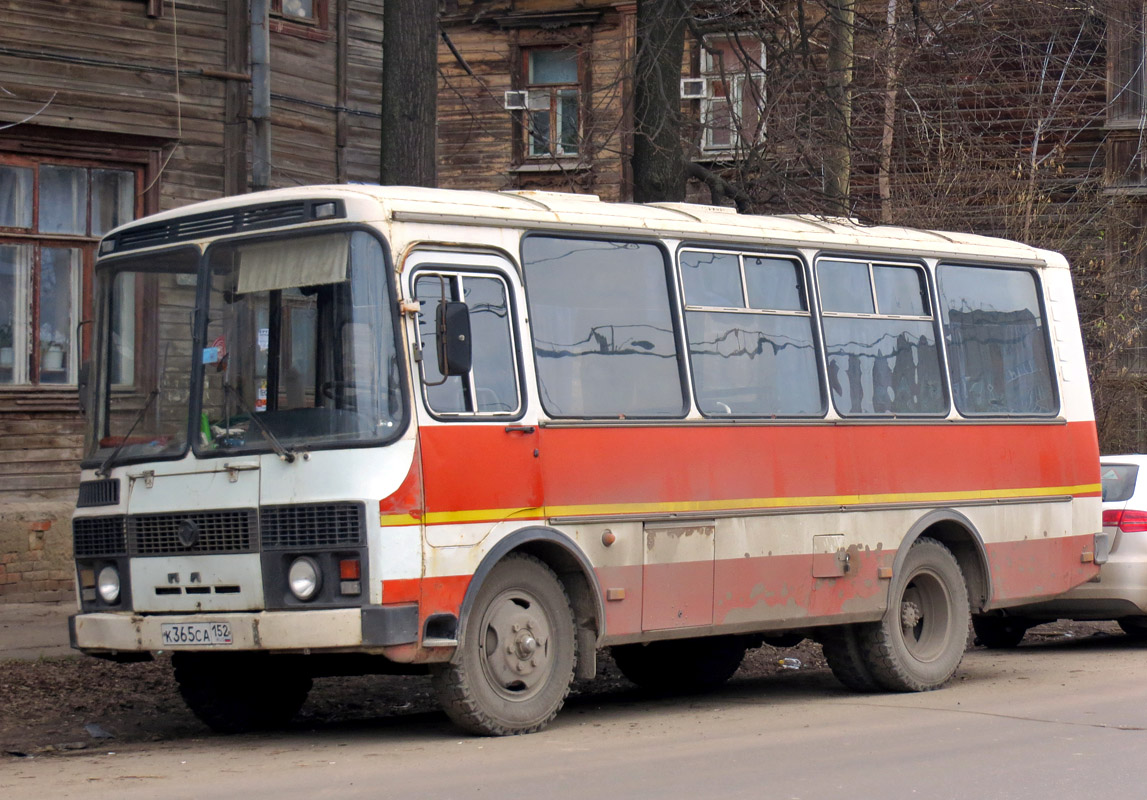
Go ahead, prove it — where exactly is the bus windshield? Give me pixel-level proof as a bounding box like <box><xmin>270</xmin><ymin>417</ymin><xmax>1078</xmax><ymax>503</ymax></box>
<box><xmin>197</xmin><ymin>230</ymin><xmax>403</xmax><ymax>456</ymax></box>
<box><xmin>85</xmin><ymin>248</ymin><xmax>201</xmax><ymax>467</ymax></box>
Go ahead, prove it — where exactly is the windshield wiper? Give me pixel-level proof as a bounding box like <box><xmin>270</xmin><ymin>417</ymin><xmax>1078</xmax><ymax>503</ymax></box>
<box><xmin>222</xmin><ymin>382</ymin><xmax>297</xmax><ymax>463</ymax></box>
<box><xmin>96</xmin><ymin>389</ymin><xmax>159</xmax><ymax>478</ymax></box>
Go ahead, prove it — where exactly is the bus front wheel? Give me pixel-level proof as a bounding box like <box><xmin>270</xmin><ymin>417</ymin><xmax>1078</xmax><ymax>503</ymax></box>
<box><xmin>858</xmin><ymin>537</ymin><xmax>970</xmax><ymax>692</ymax></box>
<box><xmin>430</xmin><ymin>554</ymin><xmax>577</xmax><ymax>736</ymax></box>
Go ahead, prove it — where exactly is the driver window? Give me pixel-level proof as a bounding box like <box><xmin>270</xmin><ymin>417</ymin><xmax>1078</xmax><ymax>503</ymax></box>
<box><xmin>414</xmin><ymin>271</ymin><xmax>521</xmax><ymax>417</ymax></box>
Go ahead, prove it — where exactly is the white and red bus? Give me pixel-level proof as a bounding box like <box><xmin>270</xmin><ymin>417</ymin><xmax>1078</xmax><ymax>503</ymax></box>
<box><xmin>71</xmin><ymin>186</ymin><xmax>1104</xmax><ymax>735</ymax></box>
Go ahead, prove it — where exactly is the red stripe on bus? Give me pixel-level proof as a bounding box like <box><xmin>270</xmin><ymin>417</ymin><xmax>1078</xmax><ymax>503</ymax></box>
<box><xmin>381</xmin><ymin>578</ymin><xmax>421</xmax><ymax>605</ymax></box>
<box><xmin>713</xmin><ymin>548</ymin><xmax>893</xmax><ymax>629</ymax></box>
<box><xmin>417</xmin><ymin>421</ymin><xmax>1099</xmax><ymax>518</ymax></box>
<box><xmin>404</xmin><ymin>533</ymin><xmax>1097</xmax><ymax>640</ymax></box>
<box><xmin>985</xmin><ymin>534</ymin><xmax>1099</xmax><ymax>604</ymax></box>
<box><xmin>539</xmin><ymin>422</ymin><xmax>1099</xmax><ymax>507</ymax></box>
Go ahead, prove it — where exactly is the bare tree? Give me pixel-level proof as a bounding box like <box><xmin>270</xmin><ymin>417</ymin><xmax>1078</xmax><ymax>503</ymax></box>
<box><xmin>823</xmin><ymin>0</ymin><xmax>855</xmax><ymax>211</ymax></box>
<box><xmin>633</xmin><ymin>0</ymin><xmax>690</xmax><ymax>203</ymax></box>
<box><xmin>381</xmin><ymin>0</ymin><xmax>438</xmax><ymax>186</ymax></box>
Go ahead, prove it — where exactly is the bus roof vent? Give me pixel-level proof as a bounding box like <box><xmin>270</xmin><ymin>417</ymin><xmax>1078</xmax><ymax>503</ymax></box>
<box><xmin>104</xmin><ymin>200</ymin><xmax>344</xmax><ymax>255</ymax></box>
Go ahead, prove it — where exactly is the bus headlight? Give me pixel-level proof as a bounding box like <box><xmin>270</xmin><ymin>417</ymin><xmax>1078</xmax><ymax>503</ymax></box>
<box><xmin>288</xmin><ymin>557</ymin><xmax>322</xmax><ymax>601</ymax></box>
<box><xmin>97</xmin><ymin>565</ymin><xmax>121</xmax><ymax>604</ymax></box>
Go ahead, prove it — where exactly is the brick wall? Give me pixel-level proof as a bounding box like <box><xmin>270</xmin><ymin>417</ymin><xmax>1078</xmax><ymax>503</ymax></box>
<box><xmin>0</xmin><ymin>502</ymin><xmax>76</xmax><ymax>604</ymax></box>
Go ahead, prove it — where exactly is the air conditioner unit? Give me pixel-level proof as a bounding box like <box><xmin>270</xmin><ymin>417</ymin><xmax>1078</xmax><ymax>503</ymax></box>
<box><xmin>680</xmin><ymin>78</ymin><xmax>706</xmax><ymax>99</ymax></box>
<box><xmin>504</xmin><ymin>90</ymin><xmax>529</xmax><ymax>110</ymax></box>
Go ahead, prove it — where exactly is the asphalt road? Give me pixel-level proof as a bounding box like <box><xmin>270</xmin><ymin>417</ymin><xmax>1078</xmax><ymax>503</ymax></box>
<box><xmin>4</xmin><ymin>631</ymin><xmax>1146</xmax><ymax>800</ymax></box>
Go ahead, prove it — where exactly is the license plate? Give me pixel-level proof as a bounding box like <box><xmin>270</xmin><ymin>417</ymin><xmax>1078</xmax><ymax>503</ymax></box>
<box><xmin>160</xmin><ymin>622</ymin><xmax>233</xmax><ymax>646</ymax></box>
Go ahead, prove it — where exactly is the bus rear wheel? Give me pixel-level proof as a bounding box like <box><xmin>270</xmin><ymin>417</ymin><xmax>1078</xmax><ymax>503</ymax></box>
<box><xmin>857</xmin><ymin>537</ymin><xmax>970</xmax><ymax>692</ymax></box>
<box><xmin>430</xmin><ymin>554</ymin><xmax>577</xmax><ymax>736</ymax></box>
<box><xmin>611</xmin><ymin>636</ymin><xmax>747</xmax><ymax>693</ymax></box>
<box><xmin>172</xmin><ymin>652</ymin><xmax>312</xmax><ymax>734</ymax></box>
<box><xmin>820</xmin><ymin>625</ymin><xmax>880</xmax><ymax>692</ymax></box>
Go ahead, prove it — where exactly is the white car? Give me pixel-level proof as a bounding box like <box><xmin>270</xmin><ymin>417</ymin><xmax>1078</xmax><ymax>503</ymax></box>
<box><xmin>972</xmin><ymin>454</ymin><xmax>1147</xmax><ymax>647</ymax></box>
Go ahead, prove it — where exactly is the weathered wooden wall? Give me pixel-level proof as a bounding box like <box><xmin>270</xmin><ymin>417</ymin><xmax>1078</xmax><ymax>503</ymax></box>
<box><xmin>0</xmin><ymin>0</ymin><xmax>384</xmax><ymax>599</ymax></box>
<box><xmin>439</xmin><ymin>1</ymin><xmax>634</xmax><ymax>200</ymax></box>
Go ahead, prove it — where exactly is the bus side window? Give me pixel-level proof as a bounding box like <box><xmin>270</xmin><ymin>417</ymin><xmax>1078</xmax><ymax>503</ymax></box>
<box><xmin>521</xmin><ymin>236</ymin><xmax>686</xmax><ymax>419</ymax></box>
<box><xmin>937</xmin><ymin>264</ymin><xmax>1057</xmax><ymax>416</ymax></box>
<box><xmin>414</xmin><ymin>272</ymin><xmax>521</xmax><ymax>417</ymax></box>
<box><xmin>818</xmin><ymin>259</ymin><xmax>947</xmax><ymax>417</ymax></box>
<box><xmin>680</xmin><ymin>250</ymin><xmax>823</xmax><ymax>417</ymax></box>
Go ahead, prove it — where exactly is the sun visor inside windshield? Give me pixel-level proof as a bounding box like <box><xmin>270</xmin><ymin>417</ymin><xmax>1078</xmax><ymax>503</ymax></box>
<box><xmin>236</xmin><ymin>233</ymin><xmax>349</xmax><ymax>293</ymax></box>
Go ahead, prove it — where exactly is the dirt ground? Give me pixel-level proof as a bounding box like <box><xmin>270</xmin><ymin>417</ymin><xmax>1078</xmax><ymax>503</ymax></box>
<box><xmin>0</xmin><ymin>621</ymin><xmax>1114</xmax><ymax>757</ymax></box>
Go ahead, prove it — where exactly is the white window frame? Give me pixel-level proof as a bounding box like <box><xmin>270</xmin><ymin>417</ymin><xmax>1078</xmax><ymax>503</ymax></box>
<box><xmin>694</xmin><ymin>34</ymin><xmax>766</xmax><ymax>153</ymax></box>
<box><xmin>523</xmin><ymin>47</ymin><xmax>582</xmax><ymax>160</ymax></box>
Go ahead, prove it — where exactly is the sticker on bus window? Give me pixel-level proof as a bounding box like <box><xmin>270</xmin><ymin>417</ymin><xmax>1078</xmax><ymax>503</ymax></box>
<box><xmin>202</xmin><ymin>347</ymin><xmax>220</xmax><ymax>365</ymax></box>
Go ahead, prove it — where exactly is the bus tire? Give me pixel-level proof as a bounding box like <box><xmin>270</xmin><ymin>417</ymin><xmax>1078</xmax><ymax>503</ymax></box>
<box><xmin>172</xmin><ymin>652</ymin><xmax>312</xmax><ymax>734</ymax></box>
<box><xmin>611</xmin><ymin>636</ymin><xmax>747</xmax><ymax>693</ymax></box>
<box><xmin>430</xmin><ymin>554</ymin><xmax>577</xmax><ymax>736</ymax></box>
<box><xmin>972</xmin><ymin>615</ymin><xmax>1030</xmax><ymax>648</ymax></box>
<box><xmin>859</xmin><ymin>537</ymin><xmax>969</xmax><ymax>692</ymax></box>
<box><xmin>820</xmin><ymin>625</ymin><xmax>880</xmax><ymax>692</ymax></box>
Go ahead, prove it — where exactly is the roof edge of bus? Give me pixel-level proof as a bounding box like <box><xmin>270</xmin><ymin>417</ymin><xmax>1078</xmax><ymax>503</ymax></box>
<box><xmin>100</xmin><ymin>184</ymin><xmax>1062</xmax><ymax>266</ymax></box>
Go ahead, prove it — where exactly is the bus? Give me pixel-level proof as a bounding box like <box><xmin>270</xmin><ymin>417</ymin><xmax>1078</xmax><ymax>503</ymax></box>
<box><xmin>70</xmin><ymin>185</ymin><xmax>1104</xmax><ymax>736</ymax></box>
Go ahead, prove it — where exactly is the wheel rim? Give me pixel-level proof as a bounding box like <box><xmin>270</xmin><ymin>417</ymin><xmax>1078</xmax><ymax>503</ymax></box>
<box><xmin>477</xmin><ymin>587</ymin><xmax>555</xmax><ymax>702</ymax></box>
<box><xmin>896</xmin><ymin>567</ymin><xmax>953</xmax><ymax>663</ymax></box>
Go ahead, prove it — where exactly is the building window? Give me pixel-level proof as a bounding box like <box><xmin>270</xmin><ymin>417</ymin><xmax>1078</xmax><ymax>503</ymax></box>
<box><xmin>1109</xmin><ymin>3</ymin><xmax>1146</xmax><ymax>126</ymax></box>
<box><xmin>268</xmin><ymin>0</ymin><xmax>328</xmax><ymax>34</ymax></box>
<box><xmin>688</xmin><ymin>34</ymin><xmax>766</xmax><ymax>153</ymax></box>
<box><xmin>523</xmin><ymin>48</ymin><xmax>581</xmax><ymax>159</ymax></box>
<box><xmin>0</xmin><ymin>157</ymin><xmax>136</xmax><ymax>387</ymax></box>
<box><xmin>272</xmin><ymin>0</ymin><xmax>316</xmax><ymax>22</ymax></box>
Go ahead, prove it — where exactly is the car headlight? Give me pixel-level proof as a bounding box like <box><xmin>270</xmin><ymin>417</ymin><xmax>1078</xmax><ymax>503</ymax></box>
<box><xmin>288</xmin><ymin>557</ymin><xmax>322</xmax><ymax>601</ymax></box>
<box><xmin>97</xmin><ymin>565</ymin><xmax>121</xmax><ymax>604</ymax></box>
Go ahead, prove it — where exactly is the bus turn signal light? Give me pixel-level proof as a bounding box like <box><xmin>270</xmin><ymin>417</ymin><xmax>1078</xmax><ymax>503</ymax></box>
<box><xmin>339</xmin><ymin>558</ymin><xmax>361</xmax><ymax>596</ymax></box>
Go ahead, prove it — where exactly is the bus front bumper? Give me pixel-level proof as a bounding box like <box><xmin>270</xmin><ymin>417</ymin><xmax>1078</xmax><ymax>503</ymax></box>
<box><xmin>70</xmin><ymin>605</ymin><xmax>421</xmax><ymax>654</ymax></box>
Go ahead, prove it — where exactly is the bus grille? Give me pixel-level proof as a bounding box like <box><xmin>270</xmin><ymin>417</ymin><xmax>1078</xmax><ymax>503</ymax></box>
<box><xmin>261</xmin><ymin>503</ymin><xmax>365</xmax><ymax>549</ymax></box>
<box><xmin>73</xmin><ymin>516</ymin><xmax>128</xmax><ymax>558</ymax></box>
<box><xmin>77</xmin><ymin>479</ymin><xmax>121</xmax><ymax>508</ymax></box>
<box><xmin>128</xmin><ymin>510</ymin><xmax>258</xmax><ymax>555</ymax></box>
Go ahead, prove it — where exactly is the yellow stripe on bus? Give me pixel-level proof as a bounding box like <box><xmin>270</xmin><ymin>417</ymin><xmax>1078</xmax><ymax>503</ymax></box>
<box><xmin>379</xmin><ymin>483</ymin><xmax>1101</xmax><ymax>527</ymax></box>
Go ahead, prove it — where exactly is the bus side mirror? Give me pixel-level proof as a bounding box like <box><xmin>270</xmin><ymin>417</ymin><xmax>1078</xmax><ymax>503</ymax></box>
<box><xmin>436</xmin><ymin>301</ymin><xmax>472</xmax><ymax>377</ymax></box>
<box><xmin>78</xmin><ymin>360</ymin><xmax>91</xmax><ymax>415</ymax></box>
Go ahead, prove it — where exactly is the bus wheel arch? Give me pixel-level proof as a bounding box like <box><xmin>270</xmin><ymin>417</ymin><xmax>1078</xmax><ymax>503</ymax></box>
<box><xmin>895</xmin><ymin>509</ymin><xmax>991</xmax><ymax>615</ymax></box>
<box><xmin>455</xmin><ymin>527</ymin><xmax>604</xmax><ymax>680</ymax></box>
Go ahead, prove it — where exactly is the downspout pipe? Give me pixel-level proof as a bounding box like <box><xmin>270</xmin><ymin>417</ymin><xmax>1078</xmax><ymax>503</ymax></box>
<box><xmin>251</xmin><ymin>0</ymin><xmax>271</xmax><ymax>191</ymax></box>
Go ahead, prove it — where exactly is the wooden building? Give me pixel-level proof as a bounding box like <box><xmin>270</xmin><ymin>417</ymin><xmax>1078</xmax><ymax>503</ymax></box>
<box><xmin>0</xmin><ymin>0</ymin><xmax>384</xmax><ymax>601</ymax></box>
